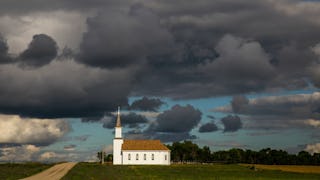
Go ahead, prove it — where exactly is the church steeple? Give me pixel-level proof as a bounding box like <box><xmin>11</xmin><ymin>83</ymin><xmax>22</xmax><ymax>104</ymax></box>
<box><xmin>114</xmin><ymin>106</ymin><xmax>122</xmax><ymax>139</ymax></box>
<box><xmin>113</xmin><ymin>106</ymin><xmax>123</xmax><ymax>164</ymax></box>
<box><xmin>116</xmin><ymin>106</ymin><xmax>121</xmax><ymax>127</ymax></box>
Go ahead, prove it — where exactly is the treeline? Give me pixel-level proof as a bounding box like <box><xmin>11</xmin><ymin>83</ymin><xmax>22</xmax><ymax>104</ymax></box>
<box><xmin>166</xmin><ymin>141</ymin><xmax>320</xmax><ymax>165</ymax></box>
<box><xmin>97</xmin><ymin>151</ymin><xmax>113</xmax><ymax>163</ymax></box>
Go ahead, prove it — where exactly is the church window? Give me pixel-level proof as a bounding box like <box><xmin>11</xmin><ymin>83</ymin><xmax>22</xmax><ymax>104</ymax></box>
<box><xmin>144</xmin><ymin>154</ymin><xmax>146</xmax><ymax>160</ymax></box>
<box><xmin>152</xmin><ymin>154</ymin><xmax>154</xmax><ymax>160</ymax></box>
<box><xmin>165</xmin><ymin>154</ymin><xmax>167</xmax><ymax>160</ymax></box>
<box><xmin>136</xmin><ymin>154</ymin><xmax>139</xmax><ymax>160</ymax></box>
<box><xmin>128</xmin><ymin>154</ymin><xmax>131</xmax><ymax>160</ymax></box>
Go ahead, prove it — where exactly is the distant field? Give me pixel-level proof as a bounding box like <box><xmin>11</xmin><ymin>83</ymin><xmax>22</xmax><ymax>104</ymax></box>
<box><xmin>62</xmin><ymin>163</ymin><xmax>320</xmax><ymax>180</ymax></box>
<box><xmin>242</xmin><ymin>164</ymin><xmax>320</xmax><ymax>174</ymax></box>
<box><xmin>0</xmin><ymin>163</ymin><xmax>52</xmax><ymax>180</ymax></box>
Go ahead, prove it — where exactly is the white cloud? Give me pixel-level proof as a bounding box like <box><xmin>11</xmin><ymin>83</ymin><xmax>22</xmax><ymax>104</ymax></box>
<box><xmin>136</xmin><ymin>111</ymin><xmax>160</xmax><ymax>119</ymax></box>
<box><xmin>270</xmin><ymin>0</ymin><xmax>320</xmax><ymax>25</ymax></box>
<box><xmin>213</xmin><ymin>105</ymin><xmax>232</xmax><ymax>113</ymax></box>
<box><xmin>39</xmin><ymin>151</ymin><xmax>59</xmax><ymax>160</ymax></box>
<box><xmin>304</xmin><ymin>119</ymin><xmax>320</xmax><ymax>128</ymax></box>
<box><xmin>250</xmin><ymin>92</ymin><xmax>320</xmax><ymax>106</ymax></box>
<box><xmin>305</xmin><ymin>143</ymin><xmax>320</xmax><ymax>154</ymax></box>
<box><xmin>39</xmin><ymin>151</ymin><xmax>78</xmax><ymax>162</ymax></box>
<box><xmin>103</xmin><ymin>144</ymin><xmax>113</xmax><ymax>154</ymax></box>
<box><xmin>0</xmin><ymin>144</ymin><xmax>40</xmax><ymax>162</ymax></box>
<box><xmin>0</xmin><ymin>114</ymin><xmax>69</xmax><ymax>145</ymax></box>
<box><xmin>0</xmin><ymin>10</ymin><xmax>89</xmax><ymax>54</ymax></box>
<box><xmin>84</xmin><ymin>154</ymin><xmax>99</xmax><ymax>162</ymax></box>
<box><xmin>311</xmin><ymin>43</ymin><xmax>320</xmax><ymax>57</ymax></box>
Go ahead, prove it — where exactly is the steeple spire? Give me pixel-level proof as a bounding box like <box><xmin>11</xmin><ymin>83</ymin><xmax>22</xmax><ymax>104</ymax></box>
<box><xmin>116</xmin><ymin>106</ymin><xmax>121</xmax><ymax>127</ymax></box>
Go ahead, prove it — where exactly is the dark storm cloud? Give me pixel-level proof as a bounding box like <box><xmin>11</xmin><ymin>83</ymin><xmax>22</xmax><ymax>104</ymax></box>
<box><xmin>0</xmin><ymin>34</ymin><xmax>13</xmax><ymax>64</ymax></box>
<box><xmin>134</xmin><ymin>34</ymin><xmax>276</xmax><ymax>99</ymax></box>
<box><xmin>131</xmin><ymin>0</ymin><xmax>320</xmax><ymax>99</ymax></box>
<box><xmin>125</xmin><ymin>104</ymin><xmax>201</xmax><ymax>142</ymax></box>
<box><xmin>221</xmin><ymin>115</ymin><xmax>242</xmax><ymax>132</ymax></box>
<box><xmin>0</xmin><ymin>60</ymin><xmax>132</xmax><ymax>118</ymax></box>
<box><xmin>1</xmin><ymin>0</ymin><xmax>320</xmax><ymax>118</ymax></box>
<box><xmin>199</xmin><ymin>122</ymin><xmax>218</xmax><ymax>133</ymax></box>
<box><xmin>77</xmin><ymin>5</ymin><xmax>175</xmax><ymax>68</ymax></box>
<box><xmin>207</xmin><ymin>115</ymin><xmax>215</xmax><ymax>120</ymax></box>
<box><xmin>150</xmin><ymin>104</ymin><xmax>202</xmax><ymax>133</ymax></box>
<box><xmin>229</xmin><ymin>93</ymin><xmax>320</xmax><ymax>119</ymax></box>
<box><xmin>216</xmin><ymin>93</ymin><xmax>320</xmax><ymax>130</ymax></box>
<box><xmin>75</xmin><ymin>0</ymin><xmax>310</xmax><ymax>99</ymax></box>
<box><xmin>0</xmin><ymin>32</ymin><xmax>130</xmax><ymax>119</ymax></box>
<box><xmin>231</xmin><ymin>95</ymin><xmax>249</xmax><ymax>113</ymax></box>
<box><xmin>155</xmin><ymin>0</ymin><xmax>320</xmax><ymax>49</ymax></box>
<box><xmin>130</xmin><ymin>97</ymin><xmax>164</xmax><ymax>112</ymax></box>
<box><xmin>19</xmin><ymin>34</ymin><xmax>58</xmax><ymax>68</ymax></box>
<box><xmin>0</xmin><ymin>0</ymin><xmax>131</xmax><ymax>15</ymax></box>
<box><xmin>102</xmin><ymin>112</ymin><xmax>148</xmax><ymax>129</ymax></box>
<box><xmin>127</xmin><ymin>104</ymin><xmax>202</xmax><ymax>142</ymax></box>
<box><xmin>57</xmin><ymin>47</ymin><xmax>74</xmax><ymax>60</ymax></box>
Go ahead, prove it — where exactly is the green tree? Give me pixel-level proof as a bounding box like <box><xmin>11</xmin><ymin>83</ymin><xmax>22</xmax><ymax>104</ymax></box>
<box><xmin>199</xmin><ymin>146</ymin><xmax>211</xmax><ymax>162</ymax></box>
<box><xmin>297</xmin><ymin>151</ymin><xmax>312</xmax><ymax>165</ymax></box>
<box><xmin>105</xmin><ymin>154</ymin><xmax>113</xmax><ymax>162</ymax></box>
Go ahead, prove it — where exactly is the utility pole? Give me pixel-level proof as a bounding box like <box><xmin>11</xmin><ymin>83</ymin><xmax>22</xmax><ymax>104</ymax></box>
<box><xmin>101</xmin><ymin>146</ymin><xmax>104</xmax><ymax>164</ymax></box>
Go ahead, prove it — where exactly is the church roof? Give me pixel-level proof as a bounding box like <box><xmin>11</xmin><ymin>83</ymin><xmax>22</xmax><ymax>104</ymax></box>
<box><xmin>122</xmin><ymin>140</ymin><xmax>169</xmax><ymax>151</ymax></box>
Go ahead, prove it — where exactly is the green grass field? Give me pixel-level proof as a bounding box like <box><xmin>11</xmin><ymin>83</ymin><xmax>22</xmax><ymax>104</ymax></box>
<box><xmin>0</xmin><ymin>163</ymin><xmax>52</xmax><ymax>180</ymax></box>
<box><xmin>62</xmin><ymin>163</ymin><xmax>320</xmax><ymax>180</ymax></box>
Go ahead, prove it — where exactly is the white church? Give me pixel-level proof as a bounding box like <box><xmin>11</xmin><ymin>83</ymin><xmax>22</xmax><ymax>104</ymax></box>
<box><xmin>113</xmin><ymin>107</ymin><xmax>171</xmax><ymax>165</ymax></box>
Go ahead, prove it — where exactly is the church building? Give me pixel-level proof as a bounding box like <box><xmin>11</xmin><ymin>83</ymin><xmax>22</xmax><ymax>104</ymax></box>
<box><xmin>113</xmin><ymin>107</ymin><xmax>170</xmax><ymax>165</ymax></box>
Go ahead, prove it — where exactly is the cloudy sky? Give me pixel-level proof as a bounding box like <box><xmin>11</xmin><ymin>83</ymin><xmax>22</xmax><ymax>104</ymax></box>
<box><xmin>1</xmin><ymin>0</ymin><xmax>320</xmax><ymax>162</ymax></box>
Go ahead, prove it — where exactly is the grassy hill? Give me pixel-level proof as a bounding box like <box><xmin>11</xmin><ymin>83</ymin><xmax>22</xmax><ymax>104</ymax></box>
<box><xmin>62</xmin><ymin>163</ymin><xmax>320</xmax><ymax>180</ymax></box>
<box><xmin>0</xmin><ymin>163</ymin><xmax>52</xmax><ymax>180</ymax></box>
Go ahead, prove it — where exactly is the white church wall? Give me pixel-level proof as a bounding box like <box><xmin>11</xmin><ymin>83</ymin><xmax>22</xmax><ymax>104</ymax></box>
<box><xmin>122</xmin><ymin>150</ymin><xmax>170</xmax><ymax>165</ymax></box>
<box><xmin>113</xmin><ymin>138</ymin><xmax>123</xmax><ymax>165</ymax></box>
<box><xmin>115</xmin><ymin>127</ymin><xmax>122</xmax><ymax>138</ymax></box>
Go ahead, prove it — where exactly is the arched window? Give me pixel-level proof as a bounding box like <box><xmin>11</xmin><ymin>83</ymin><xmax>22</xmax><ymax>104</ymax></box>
<box><xmin>128</xmin><ymin>154</ymin><xmax>131</xmax><ymax>160</ymax></box>
<box><xmin>152</xmin><ymin>154</ymin><xmax>154</xmax><ymax>160</ymax></box>
<box><xmin>136</xmin><ymin>154</ymin><xmax>139</xmax><ymax>160</ymax></box>
<box><xmin>144</xmin><ymin>154</ymin><xmax>146</xmax><ymax>160</ymax></box>
<box><xmin>165</xmin><ymin>154</ymin><xmax>167</xmax><ymax>160</ymax></box>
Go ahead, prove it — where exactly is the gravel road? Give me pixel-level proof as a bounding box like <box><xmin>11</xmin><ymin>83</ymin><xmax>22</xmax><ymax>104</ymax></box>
<box><xmin>21</xmin><ymin>162</ymin><xmax>77</xmax><ymax>180</ymax></box>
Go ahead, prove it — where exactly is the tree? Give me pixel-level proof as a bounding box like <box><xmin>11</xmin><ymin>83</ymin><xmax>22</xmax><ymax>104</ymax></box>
<box><xmin>106</xmin><ymin>154</ymin><xmax>113</xmax><ymax>162</ymax></box>
<box><xmin>244</xmin><ymin>149</ymin><xmax>257</xmax><ymax>164</ymax></box>
<box><xmin>297</xmin><ymin>151</ymin><xmax>312</xmax><ymax>165</ymax></box>
<box><xmin>312</xmin><ymin>153</ymin><xmax>320</xmax><ymax>165</ymax></box>
<box><xmin>167</xmin><ymin>141</ymin><xmax>320</xmax><ymax>165</ymax></box>
<box><xmin>199</xmin><ymin>146</ymin><xmax>211</xmax><ymax>162</ymax></box>
<box><xmin>228</xmin><ymin>148</ymin><xmax>244</xmax><ymax>163</ymax></box>
<box><xmin>97</xmin><ymin>151</ymin><xmax>106</xmax><ymax>163</ymax></box>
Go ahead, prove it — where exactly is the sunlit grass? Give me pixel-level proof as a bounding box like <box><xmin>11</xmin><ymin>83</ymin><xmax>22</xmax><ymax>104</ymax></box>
<box><xmin>0</xmin><ymin>163</ymin><xmax>52</xmax><ymax>180</ymax></box>
<box><xmin>242</xmin><ymin>164</ymin><xmax>320</xmax><ymax>174</ymax></box>
<box><xmin>62</xmin><ymin>162</ymin><xmax>320</xmax><ymax>180</ymax></box>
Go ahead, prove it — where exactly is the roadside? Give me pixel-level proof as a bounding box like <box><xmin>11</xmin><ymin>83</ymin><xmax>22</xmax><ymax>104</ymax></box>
<box><xmin>21</xmin><ymin>162</ymin><xmax>77</xmax><ymax>180</ymax></box>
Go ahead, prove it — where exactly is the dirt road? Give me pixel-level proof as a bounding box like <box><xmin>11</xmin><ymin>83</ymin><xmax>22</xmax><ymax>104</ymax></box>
<box><xmin>21</xmin><ymin>162</ymin><xmax>77</xmax><ymax>180</ymax></box>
